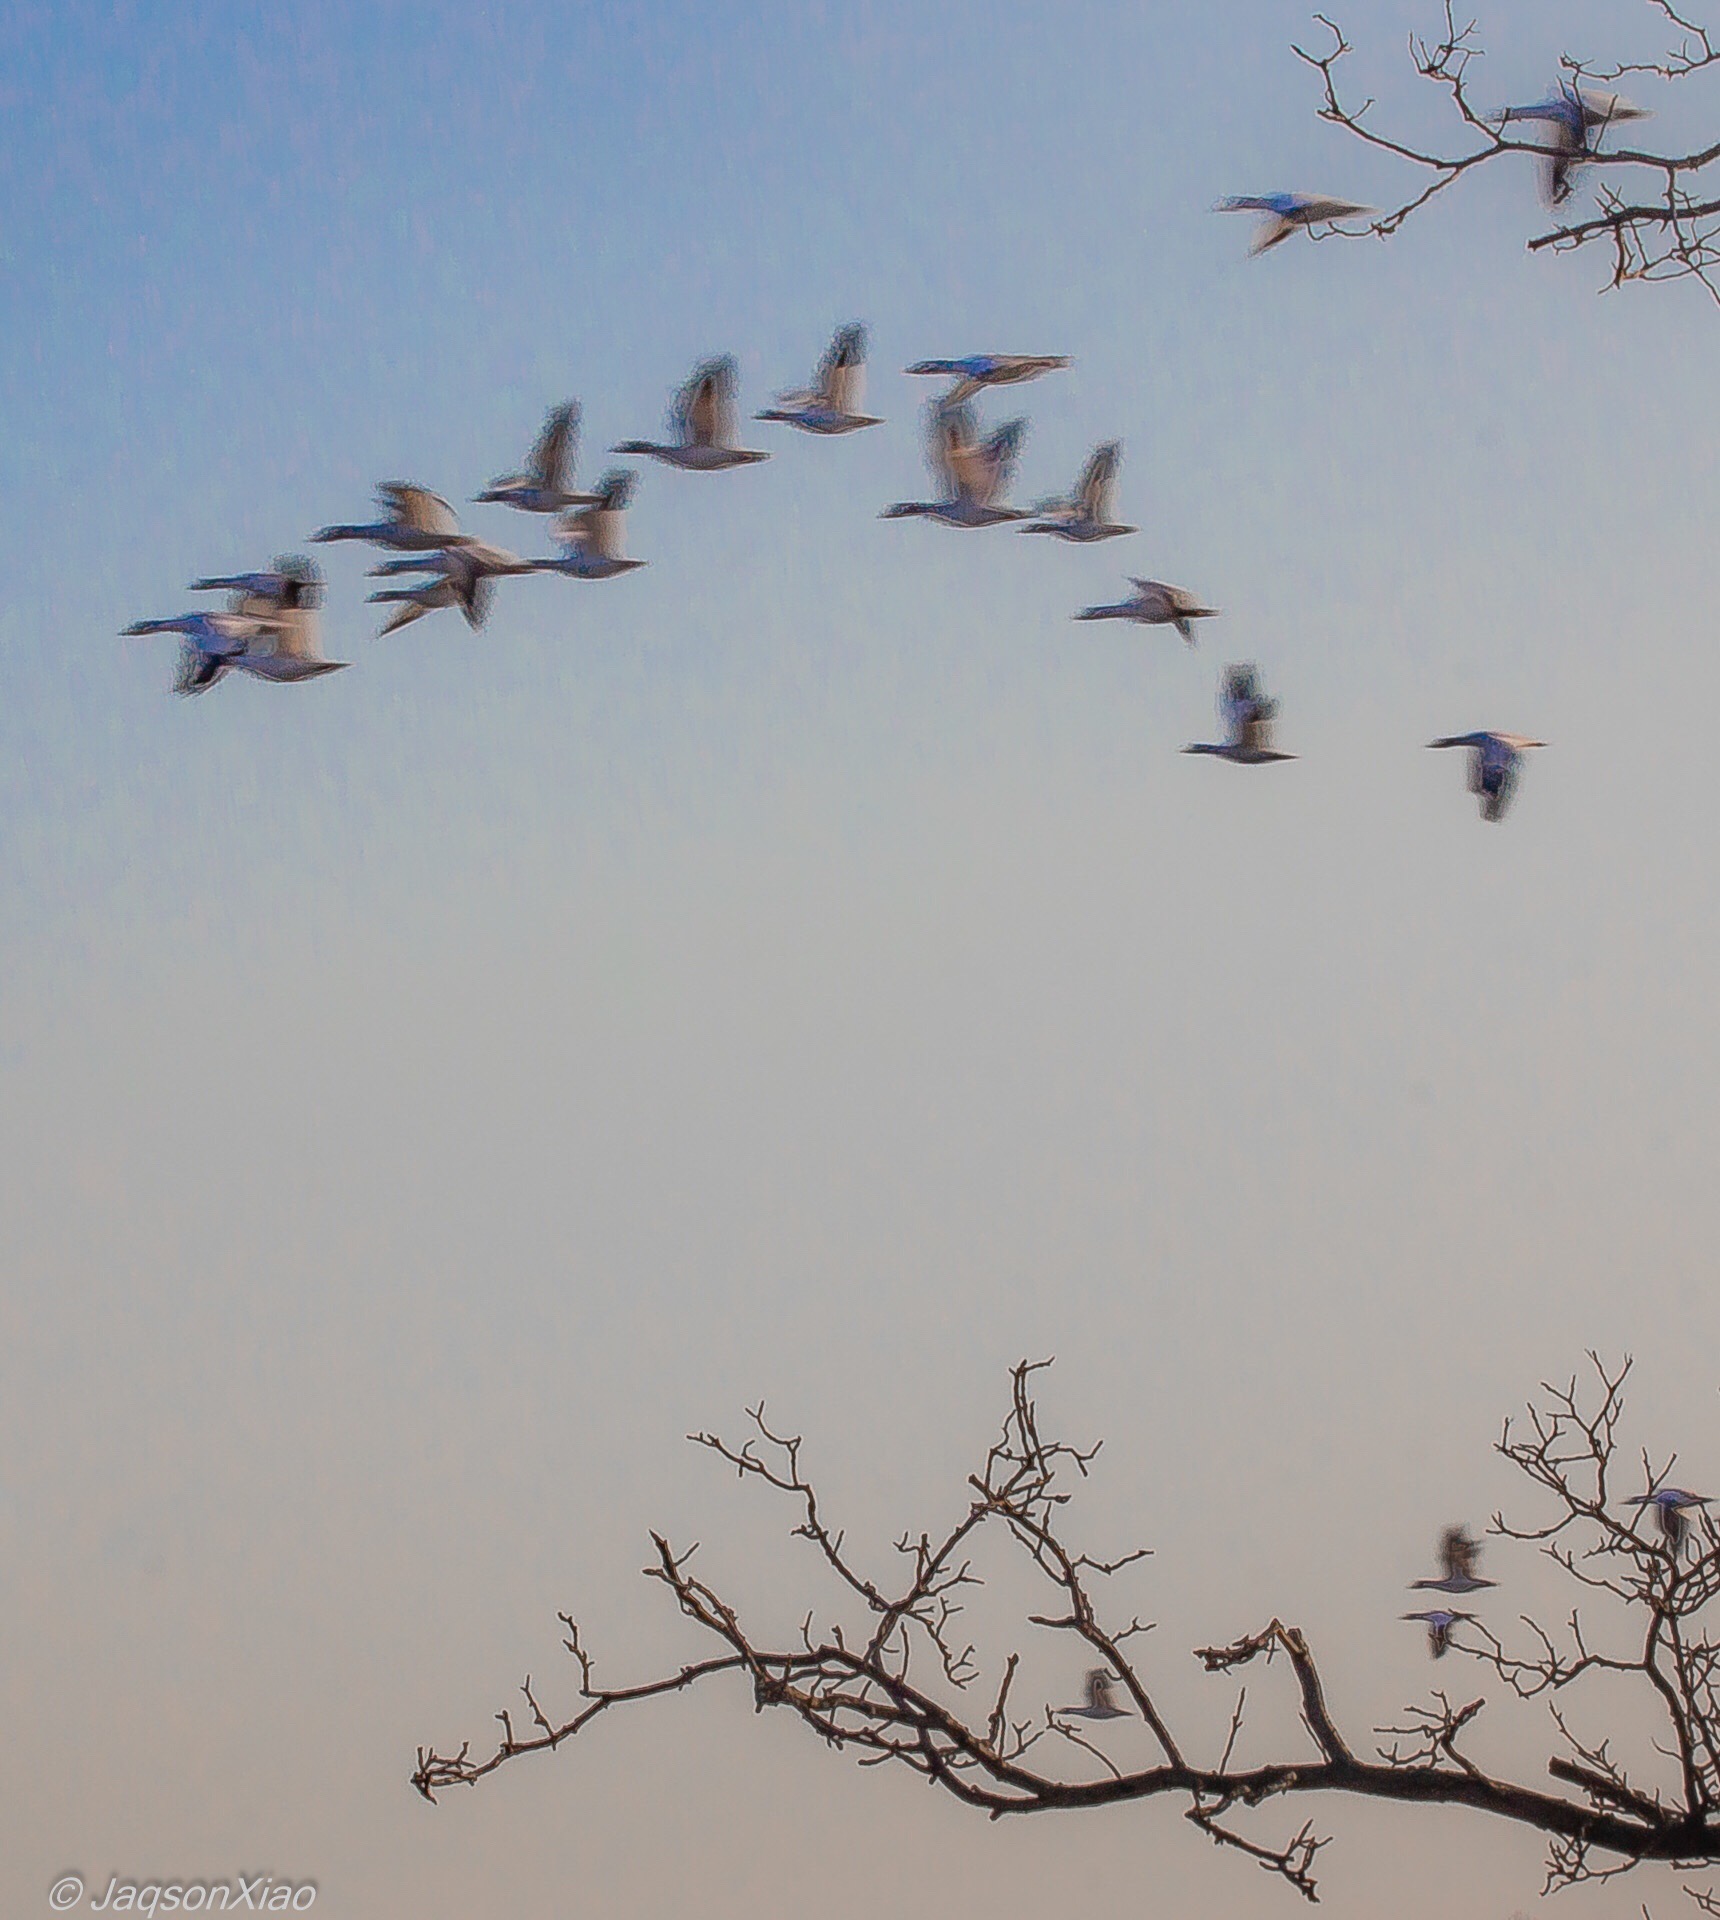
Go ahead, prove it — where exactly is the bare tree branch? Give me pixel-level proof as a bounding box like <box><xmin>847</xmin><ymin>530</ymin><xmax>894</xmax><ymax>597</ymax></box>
<box><xmin>416</xmin><ymin>1357</ymin><xmax>1720</xmax><ymax>1906</ymax></box>
<box><xmin>1296</xmin><ymin>3</ymin><xmax>1720</xmax><ymax>300</ymax></box>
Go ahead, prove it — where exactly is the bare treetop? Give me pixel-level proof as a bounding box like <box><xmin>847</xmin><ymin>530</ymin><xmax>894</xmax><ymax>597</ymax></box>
<box><xmin>1296</xmin><ymin>2</ymin><xmax>1720</xmax><ymax>299</ymax></box>
<box><xmin>416</xmin><ymin>1355</ymin><xmax>1720</xmax><ymax>1907</ymax></box>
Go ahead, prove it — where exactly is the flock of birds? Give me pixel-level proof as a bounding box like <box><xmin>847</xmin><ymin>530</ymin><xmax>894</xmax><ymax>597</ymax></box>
<box><xmin>1059</xmin><ymin>1495</ymin><xmax>1712</xmax><ymax>1725</ymax></box>
<box><xmin>120</xmin><ymin>319</ymin><xmax>1555</xmax><ymax>820</ymax></box>
<box><xmin>125</xmin><ymin>69</ymin><xmax>1651</xmax><ymax>824</ymax></box>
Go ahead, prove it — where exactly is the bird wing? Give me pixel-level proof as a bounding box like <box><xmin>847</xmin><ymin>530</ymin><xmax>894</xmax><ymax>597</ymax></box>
<box><xmin>929</xmin><ymin>399</ymin><xmax>977</xmax><ymax>497</ymax></box>
<box><xmin>1440</xmin><ymin>1527</ymin><xmax>1478</xmax><ymax>1580</ymax></box>
<box><xmin>262</xmin><ymin>607</ymin><xmax>330</xmax><ymax>665</ymax></box>
<box><xmin>531</xmin><ymin>403</ymin><xmax>578</xmax><ymax>492</ymax></box>
<box><xmin>381</xmin><ymin>484</ymin><xmax>463</xmax><ymax>538</ymax></box>
<box><xmin>820</xmin><ymin>323</ymin><xmax>867</xmax><ymax>413</ymax></box>
<box><xmin>967</xmin><ymin>419</ymin><xmax>1025</xmax><ymax>508</ymax></box>
<box><xmin>679</xmin><ymin>357</ymin><xmax>737</xmax><ymax>448</ymax></box>
<box><xmin>1078</xmin><ymin>442</ymin><xmax>1119</xmax><ymax>523</ymax></box>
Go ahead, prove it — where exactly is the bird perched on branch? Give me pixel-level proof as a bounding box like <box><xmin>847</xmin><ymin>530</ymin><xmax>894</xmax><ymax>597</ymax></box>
<box><xmin>903</xmin><ymin>352</ymin><xmax>1070</xmax><ymax>404</ymax></box>
<box><xmin>1627</xmin><ymin>1487</ymin><xmax>1711</xmax><ymax>1553</ymax></box>
<box><xmin>1216</xmin><ymin>192</ymin><xmax>1376</xmax><ymax>254</ymax></box>
<box><xmin>1403</xmin><ymin>1609</ymin><xmax>1473</xmax><ymax>1659</ymax></box>
<box><xmin>1075</xmin><ymin>576</ymin><xmax>1214</xmax><ymax>640</ymax></box>
<box><xmin>881</xmin><ymin>397</ymin><xmax>1029</xmax><ymax>529</ymax></box>
<box><xmin>756</xmin><ymin>323</ymin><xmax>882</xmax><ymax>435</ymax></box>
<box><xmin>1021</xmin><ymin>442</ymin><xmax>1135</xmax><ymax>543</ymax></box>
<box><xmin>1059</xmin><ymin>1670</ymin><xmax>1129</xmax><ymax>1720</ymax></box>
<box><xmin>1183</xmin><ymin>665</ymin><xmax>1295</xmax><ymax>764</ymax></box>
<box><xmin>1493</xmin><ymin>84</ymin><xmax>1650</xmax><ymax>206</ymax></box>
<box><xmin>313</xmin><ymin>483</ymin><xmax>475</xmax><ymax>553</ymax></box>
<box><xmin>475</xmin><ymin>402</ymin><xmax>601</xmax><ymax>515</ymax></box>
<box><xmin>1410</xmin><ymin>1526</ymin><xmax>1497</xmax><ymax>1597</ymax></box>
<box><xmin>613</xmin><ymin>356</ymin><xmax>769</xmax><ymax>471</ymax></box>
<box><xmin>1427</xmin><ymin>731</ymin><xmax>1546</xmax><ymax>822</ymax></box>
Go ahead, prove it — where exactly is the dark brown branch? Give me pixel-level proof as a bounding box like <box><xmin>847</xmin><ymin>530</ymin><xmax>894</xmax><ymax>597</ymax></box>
<box><xmin>1296</xmin><ymin>3</ymin><xmax>1720</xmax><ymax>300</ymax></box>
<box><xmin>417</xmin><ymin>1357</ymin><xmax>1720</xmax><ymax>1907</ymax></box>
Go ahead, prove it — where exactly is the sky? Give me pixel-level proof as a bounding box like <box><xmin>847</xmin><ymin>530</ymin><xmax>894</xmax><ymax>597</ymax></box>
<box><xmin>4</xmin><ymin>0</ymin><xmax>1720</xmax><ymax>1913</ymax></box>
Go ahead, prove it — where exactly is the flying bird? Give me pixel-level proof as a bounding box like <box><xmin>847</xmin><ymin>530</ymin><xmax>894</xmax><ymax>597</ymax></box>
<box><xmin>532</xmin><ymin>470</ymin><xmax>647</xmax><ymax>581</ymax></box>
<box><xmin>1183</xmin><ymin>664</ymin><xmax>1295</xmax><ymax>764</ymax></box>
<box><xmin>1410</xmin><ymin>1526</ymin><xmax>1497</xmax><ymax>1597</ymax></box>
<box><xmin>1494</xmin><ymin>85</ymin><xmax>1650</xmax><ymax>205</ymax></box>
<box><xmin>123</xmin><ymin>609</ymin><xmax>266</xmax><ymax>695</ymax></box>
<box><xmin>367</xmin><ymin>541</ymin><xmax>533</xmax><ymax>634</ymax></box>
<box><xmin>1627</xmin><ymin>1487</ymin><xmax>1711</xmax><ymax>1553</ymax></box>
<box><xmin>1427</xmin><ymin>732</ymin><xmax>1547</xmax><ymax>822</ymax></box>
<box><xmin>880</xmin><ymin>397</ymin><xmax>1029</xmax><ymax>529</ymax></box>
<box><xmin>1021</xmin><ymin>442</ymin><xmax>1135</xmax><ymax>543</ymax></box>
<box><xmin>613</xmin><ymin>356</ymin><xmax>770</xmax><ymax>471</ymax></box>
<box><xmin>1075</xmin><ymin>577</ymin><xmax>1216</xmax><ymax>641</ymax></box>
<box><xmin>903</xmin><ymin>353</ymin><xmax>1070</xmax><ymax>404</ymax></box>
<box><xmin>313</xmin><ymin>483</ymin><xmax>475</xmax><ymax>552</ymax></box>
<box><xmin>475</xmin><ymin>402</ymin><xmax>601</xmax><ymax>514</ymax></box>
<box><xmin>126</xmin><ymin>558</ymin><xmax>345</xmax><ymax>692</ymax></box>
<box><xmin>1403</xmin><ymin>1609</ymin><xmax>1473</xmax><ymax>1659</ymax></box>
<box><xmin>1059</xmin><ymin>1670</ymin><xmax>1129</xmax><ymax>1721</ymax></box>
<box><xmin>756</xmin><ymin>323</ymin><xmax>883</xmax><ymax>435</ymax></box>
<box><xmin>1215</xmin><ymin>193</ymin><xmax>1377</xmax><ymax>254</ymax></box>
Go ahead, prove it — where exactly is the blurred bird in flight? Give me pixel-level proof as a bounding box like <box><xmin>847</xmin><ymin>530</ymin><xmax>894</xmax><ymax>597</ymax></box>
<box><xmin>613</xmin><ymin>356</ymin><xmax>770</xmax><ymax>471</ymax></box>
<box><xmin>1076</xmin><ymin>577</ymin><xmax>1216</xmax><ymax>641</ymax></box>
<box><xmin>756</xmin><ymin>323</ymin><xmax>883</xmax><ymax>435</ymax></box>
<box><xmin>1021</xmin><ymin>441</ymin><xmax>1135</xmax><ymax>543</ymax></box>
<box><xmin>475</xmin><ymin>402</ymin><xmax>601</xmax><ymax>514</ymax></box>
<box><xmin>1215</xmin><ymin>192</ymin><xmax>1376</xmax><ymax>254</ymax></box>
<box><xmin>880</xmin><ymin>397</ymin><xmax>1029</xmax><ymax>528</ymax></box>
<box><xmin>1183</xmin><ymin>664</ymin><xmax>1295</xmax><ymax>763</ymax></box>
<box><xmin>1427</xmin><ymin>732</ymin><xmax>1546</xmax><ymax>822</ymax></box>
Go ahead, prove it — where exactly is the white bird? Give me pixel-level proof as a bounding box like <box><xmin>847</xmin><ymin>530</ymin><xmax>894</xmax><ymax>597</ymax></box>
<box><xmin>756</xmin><ymin>323</ymin><xmax>882</xmax><ymax>435</ymax></box>
<box><xmin>1494</xmin><ymin>85</ymin><xmax>1650</xmax><ymax>206</ymax></box>
<box><xmin>123</xmin><ymin>610</ymin><xmax>266</xmax><ymax>695</ymax></box>
<box><xmin>1410</xmin><ymin>1526</ymin><xmax>1497</xmax><ymax>1597</ymax></box>
<box><xmin>1627</xmin><ymin>1487</ymin><xmax>1712</xmax><ymax>1553</ymax></box>
<box><xmin>1075</xmin><ymin>577</ymin><xmax>1216</xmax><ymax>641</ymax></box>
<box><xmin>613</xmin><ymin>356</ymin><xmax>770</xmax><ymax>471</ymax></box>
<box><xmin>475</xmin><ymin>402</ymin><xmax>601</xmax><ymax>514</ymax></box>
<box><xmin>1021</xmin><ymin>442</ymin><xmax>1135</xmax><ymax>543</ymax></box>
<box><xmin>126</xmin><ymin>558</ymin><xmax>346</xmax><ymax>691</ymax></box>
<box><xmin>1183</xmin><ymin>664</ymin><xmax>1295</xmax><ymax>763</ymax></box>
<box><xmin>903</xmin><ymin>353</ymin><xmax>1070</xmax><ymax>404</ymax></box>
<box><xmin>367</xmin><ymin>540</ymin><xmax>533</xmax><ymax>634</ymax></box>
<box><xmin>1059</xmin><ymin>1670</ymin><xmax>1129</xmax><ymax>1720</ymax></box>
<box><xmin>1215</xmin><ymin>193</ymin><xmax>1377</xmax><ymax>255</ymax></box>
<box><xmin>880</xmin><ymin>398</ymin><xmax>1029</xmax><ymax>529</ymax></box>
<box><xmin>1403</xmin><ymin>1609</ymin><xmax>1473</xmax><ymax>1659</ymax></box>
<box><xmin>313</xmin><ymin>483</ymin><xmax>475</xmax><ymax>552</ymax></box>
<box><xmin>532</xmin><ymin>470</ymin><xmax>647</xmax><ymax>581</ymax></box>
<box><xmin>1426</xmin><ymin>732</ymin><xmax>1547</xmax><ymax>822</ymax></box>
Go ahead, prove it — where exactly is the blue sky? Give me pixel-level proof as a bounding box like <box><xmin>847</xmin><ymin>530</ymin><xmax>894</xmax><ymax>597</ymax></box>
<box><xmin>5</xmin><ymin>3</ymin><xmax>1720</xmax><ymax>1915</ymax></box>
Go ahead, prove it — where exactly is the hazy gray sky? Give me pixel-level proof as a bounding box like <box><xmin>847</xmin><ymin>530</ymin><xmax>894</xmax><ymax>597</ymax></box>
<box><xmin>5</xmin><ymin>1</ymin><xmax>1720</xmax><ymax>1913</ymax></box>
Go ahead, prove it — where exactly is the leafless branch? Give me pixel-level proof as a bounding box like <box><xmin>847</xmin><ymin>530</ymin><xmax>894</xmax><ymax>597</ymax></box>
<box><xmin>1296</xmin><ymin>3</ymin><xmax>1720</xmax><ymax>300</ymax></box>
<box><xmin>417</xmin><ymin>1357</ymin><xmax>1720</xmax><ymax>1905</ymax></box>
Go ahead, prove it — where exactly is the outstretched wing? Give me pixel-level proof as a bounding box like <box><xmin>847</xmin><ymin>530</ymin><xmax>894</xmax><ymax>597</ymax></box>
<box><xmin>531</xmin><ymin>402</ymin><xmax>579</xmax><ymax>492</ymax></box>
<box><xmin>380</xmin><ymin>483</ymin><xmax>463</xmax><ymax>539</ymax></box>
<box><xmin>677</xmin><ymin>357</ymin><xmax>738</xmax><ymax>448</ymax></box>
<box><xmin>928</xmin><ymin>397</ymin><xmax>976</xmax><ymax>497</ymax></box>
<box><xmin>962</xmin><ymin>419</ymin><xmax>1025</xmax><ymax>508</ymax></box>
<box><xmin>1078</xmin><ymin>442</ymin><xmax>1120</xmax><ymax>523</ymax></box>
<box><xmin>820</xmin><ymin>322</ymin><xmax>868</xmax><ymax>414</ymax></box>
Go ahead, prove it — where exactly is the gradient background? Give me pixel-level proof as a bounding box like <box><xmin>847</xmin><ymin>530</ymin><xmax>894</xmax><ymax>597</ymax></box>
<box><xmin>4</xmin><ymin>1</ymin><xmax>1719</xmax><ymax>1913</ymax></box>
